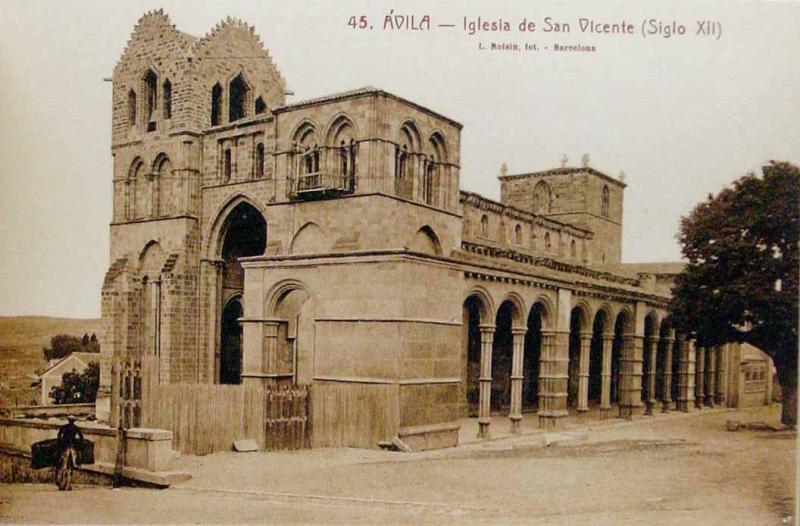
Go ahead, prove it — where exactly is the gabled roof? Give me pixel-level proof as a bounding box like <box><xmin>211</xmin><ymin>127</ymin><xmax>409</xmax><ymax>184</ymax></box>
<box><xmin>39</xmin><ymin>352</ymin><xmax>99</xmax><ymax>377</ymax></box>
<box><xmin>274</xmin><ymin>86</ymin><xmax>463</xmax><ymax>129</ymax></box>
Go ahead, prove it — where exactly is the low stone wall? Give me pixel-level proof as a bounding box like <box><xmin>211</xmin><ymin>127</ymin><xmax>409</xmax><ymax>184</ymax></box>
<box><xmin>0</xmin><ymin>417</ymin><xmax>189</xmax><ymax>487</ymax></box>
<box><xmin>5</xmin><ymin>403</ymin><xmax>96</xmax><ymax>419</ymax></box>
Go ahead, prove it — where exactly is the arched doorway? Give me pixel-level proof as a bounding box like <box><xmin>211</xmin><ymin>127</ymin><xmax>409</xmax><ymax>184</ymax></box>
<box><xmin>588</xmin><ymin>310</ymin><xmax>608</xmax><ymax>407</ymax></box>
<box><xmin>217</xmin><ymin>201</ymin><xmax>267</xmax><ymax>384</ymax></box>
<box><xmin>567</xmin><ymin>308</ymin><xmax>584</xmax><ymax>409</ymax></box>
<box><xmin>492</xmin><ymin>301</ymin><xmax>515</xmax><ymax>412</ymax></box>
<box><xmin>220</xmin><ymin>298</ymin><xmax>243</xmax><ymax>384</ymax></box>
<box><xmin>271</xmin><ymin>285</ymin><xmax>314</xmax><ymax>385</ymax></box>
<box><xmin>523</xmin><ymin>304</ymin><xmax>545</xmax><ymax>412</ymax></box>
<box><xmin>463</xmin><ymin>295</ymin><xmax>483</xmax><ymax>415</ymax></box>
<box><xmin>611</xmin><ymin>311</ymin><xmax>631</xmax><ymax>406</ymax></box>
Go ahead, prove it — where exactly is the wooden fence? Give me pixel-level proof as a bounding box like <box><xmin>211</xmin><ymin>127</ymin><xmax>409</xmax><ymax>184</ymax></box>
<box><xmin>141</xmin><ymin>382</ymin><xmax>310</xmax><ymax>455</ymax></box>
<box><xmin>310</xmin><ymin>382</ymin><xmax>397</xmax><ymax>449</ymax></box>
<box><xmin>110</xmin><ymin>357</ymin><xmax>399</xmax><ymax>453</ymax></box>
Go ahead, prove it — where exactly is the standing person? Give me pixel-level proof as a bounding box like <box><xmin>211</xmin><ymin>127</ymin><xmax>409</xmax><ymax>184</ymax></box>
<box><xmin>55</xmin><ymin>415</ymin><xmax>84</xmax><ymax>491</ymax></box>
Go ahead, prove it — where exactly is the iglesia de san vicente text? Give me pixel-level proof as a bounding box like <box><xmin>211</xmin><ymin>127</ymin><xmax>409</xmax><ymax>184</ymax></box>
<box><xmin>98</xmin><ymin>11</ymin><xmax>774</xmax><ymax>449</ymax></box>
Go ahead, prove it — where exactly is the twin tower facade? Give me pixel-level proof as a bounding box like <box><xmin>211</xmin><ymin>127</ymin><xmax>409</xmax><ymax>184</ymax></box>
<box><xmin>100</xmin><ymin>11</ymin><xmax>676</xmax><ymax>448</ymax></box>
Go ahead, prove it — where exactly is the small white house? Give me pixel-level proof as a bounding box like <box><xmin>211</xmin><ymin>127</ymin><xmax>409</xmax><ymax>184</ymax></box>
<box><xmin>37</xmin><ymin>352</ymin><xmax>99</xmax><ymax>405</ymax></box>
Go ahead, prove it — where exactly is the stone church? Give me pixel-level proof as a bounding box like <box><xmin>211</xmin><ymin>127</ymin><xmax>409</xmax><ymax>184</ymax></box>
<box><xmin>99</xmin><ymin>11</ymin><xmax>739</xmax><ymax>448</ymax></box>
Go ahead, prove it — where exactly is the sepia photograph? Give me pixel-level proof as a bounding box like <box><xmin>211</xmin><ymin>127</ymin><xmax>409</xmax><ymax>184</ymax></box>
<box><xmin>0</xmin><ymin>1</ymin><xmax>797</xmax><ymax>524</ymax></box>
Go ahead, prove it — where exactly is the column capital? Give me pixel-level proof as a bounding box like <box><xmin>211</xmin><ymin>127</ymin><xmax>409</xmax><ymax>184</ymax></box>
<box><xmin>511</xmin><ymin>327</ymin><xmax>527</xmax><ymax>336</ymax></box>
<box><xmin>478</xmin><ymin>324</ymin><xmax>496</xmax><ymax>334</ymax></box>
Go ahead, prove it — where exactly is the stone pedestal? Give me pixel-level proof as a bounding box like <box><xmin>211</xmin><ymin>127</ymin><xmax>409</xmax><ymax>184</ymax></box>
<box><xmin>538</xmin><ymin>331</ymin><xmax>568</xmax><ymax>429</ymax></box>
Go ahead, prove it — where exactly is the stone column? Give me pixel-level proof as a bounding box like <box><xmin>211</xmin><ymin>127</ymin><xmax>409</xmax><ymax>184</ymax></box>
<box><xmin>477</xmin><ymin>325</ymin><xmax>495</xmax><ymax>439</ymax></box>
<box><xmin>599</xmin><ymin>335</ymin><xmax>613</xmax><ymax>419</ymax></box>
<box><xmin>577</xmin><ymin>331</ymin><xmax>592</xmax><ymax>421</ymax></box>
<box><xmin>705</xmin><ymin>347</ymin><xmax>716</xmax><ymax>407</ymax></box>
<box><xmin>509</xmin><ymin>327</ymin><xmax>526</xmax><ymax>433</ymax></box>
<box><xmin>618</xmin><ymin>333</ymin><xmax>644</xmax><ymax>419</ymax></box>
<box><xmin>695</xmin><ymin>346</ymin><xmax>706</xmax><ymax>409</ymax></box>
<box><xmin>661</xmin><ymin>331</ymin><xmax>675</xmax><ymax>413</ymax></box>
<box><xmin>676</xmin><ymin>336</ymin><xmax>696</xmax><ymax>412</ymax></box>
<box><xmin>644</xmin><ymin>336</ymin><xmax>658</xmax><ymax>415</ymax></box>
<box><xmin>538</xmin><ymin>330</ymin><xmax>568</xmax><ymax>429</ymax></box>
<box><xmin>715</xmin><ymin>346</ymin><xmax>727</xmax><ymax>406</ymax></box>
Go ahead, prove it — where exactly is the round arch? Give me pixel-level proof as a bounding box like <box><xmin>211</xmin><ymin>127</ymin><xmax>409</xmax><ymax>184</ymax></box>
<box><xmin>463</xmin><ymin>287</ymin><xmax>495</xmax><ymax>324</ymax></box>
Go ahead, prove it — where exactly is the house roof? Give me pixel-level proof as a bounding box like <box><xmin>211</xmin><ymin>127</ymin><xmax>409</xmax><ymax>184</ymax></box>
<box><xmin>40</xmin><ymin>352</ymin><xmax>99</xmax><ymax>377</ymax></box>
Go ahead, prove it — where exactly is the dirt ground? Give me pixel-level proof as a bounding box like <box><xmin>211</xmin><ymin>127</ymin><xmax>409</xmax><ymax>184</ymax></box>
<box><xmin>0</xmin><ymin>404</ymin><xmax>794</xmax><ymax>525</ymax></box>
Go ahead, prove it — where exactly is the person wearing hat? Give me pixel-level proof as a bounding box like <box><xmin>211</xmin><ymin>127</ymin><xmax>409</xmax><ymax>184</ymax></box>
<box><xmin>55</xmin><ymin>415</ymin><xmax>84</xmax><ymax>490</ymax></box>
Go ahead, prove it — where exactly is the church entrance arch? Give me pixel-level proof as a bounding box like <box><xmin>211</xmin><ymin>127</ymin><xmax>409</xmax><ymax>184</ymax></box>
<box><xmin>215</xmin><ymin>200</ymin><xmax>267</xmax><ymax>384</ymax></box>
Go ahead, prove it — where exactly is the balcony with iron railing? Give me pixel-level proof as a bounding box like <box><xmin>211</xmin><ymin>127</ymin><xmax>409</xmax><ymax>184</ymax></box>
<box><xmin>289</xmin><ymin>171</ymin><xmax>352</xmax><ymax>199</ymax></box>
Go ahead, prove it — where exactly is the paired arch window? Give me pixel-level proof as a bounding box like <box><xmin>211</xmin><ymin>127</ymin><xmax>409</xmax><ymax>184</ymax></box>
<box><xmin>514</xmin><ymin>224</ymin><xmax>522</xmax><ymax>245</ymax></box>
<box><xmin>601</xmin><ymin>185</ymin><xmax>610</xmax><ymax>217</ymax></box>
<box><xmin>211</xmin><ymin>83</ymin><xmax>223</xmax><ymax>126</ymax></box>
<box><xmin>127</xmin><ymin>89</ymin><xmax>137</xmax><ymax>126</ymax></box>
<box><xmin>143</xmin><ymin>70</ymin><xmax>158</xmax><ymax>127</ymax></box>
<box><xmin>570</xmin><ymin>239</ymin><xmax>577</xmax><ymax>259</ymax></box>
<box><xmin>533</xmin><ymin>181</ymin><xmax>552</xmax><ymax>214</ymax></box>
<box><xmin>162</xmin><ymin>79</ymin><xmax>172</xmax><ymax>120</ymax></box>
<box><xmin>255</xmin><ymin>96</ymin><xmax>267</xmax><ymax>115</ymax></box>
<box><xmin>223</xmin><ymin>149</ymin><xmax>232</xmax><ymax>181</ymax></box>
<box><xmin>480</xmin><ymin>215</ymin><xmax>489</xmax><ymax>237</ymax></box>
<box><xmin>255</xmin><ymin>144</ymin><xmax>265</xmax><ymax>179</ymax></box>
<box><xmin>544</xmin><ymin>232</ymin><xmax>551</xmax><ymax>251</ymax></box>
<box><xmin>229</xmin><ymin>73</ymin><xmax>249</xmax><ymax>122</ymax></box>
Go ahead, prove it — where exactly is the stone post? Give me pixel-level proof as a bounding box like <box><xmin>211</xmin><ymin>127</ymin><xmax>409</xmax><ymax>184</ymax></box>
<box><xmin>705</xmin><ymin>347</ymin><xmax>716</xmax><ymax>407</ymax></box>
<box><xmin>676</xmin><ymin>336</ymin><xmax>696</xmax><ymax>412</ymax></box>
<box><xmin>577</xmin><ymin>331</ymin><xmax>592</xmax><ymax>421</ymax></box>
<box><xmin>538</xmin><ymin>330</ymin><xmax>568</xmax><ymax>429</ymax></box>
<box><xmin>600</xmin><ymin>335</ymin><xmax>613</xmax><ymax>419</ymax></box>
<box><xmin>478</xmin><ymin>324</ymin><xmax>495</xmax><ymax>439</ymax></box>
<box><xmin>509</xmin><ymin>327</ymin><xmax>526</xmax><ymax>433</ymax></box>
<box><xmin>618</xmin><ymin>333</ymin><xmax>644</xmax><ymax>419</ymax></box>
<box><xmin>695</xmin><ymin>346</ymin><xmax>706</xmax><ymax>409</ymax></box>
<box><xmin>644</xmin><ymin>336</ymin><xmax>658</xmax><ymax>415</ymax></box>
<box><xmin>715</xmin><ymin>345</ymin><xmax>727</xmax><ymax>406</ymax></box>
<box><xmin>661</xmin><ymin>330</ymin><xmax>675</xmax><ymax>412</ymax></box>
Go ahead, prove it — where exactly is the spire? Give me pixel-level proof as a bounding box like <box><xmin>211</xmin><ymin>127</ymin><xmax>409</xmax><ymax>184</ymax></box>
<box><xmin>560</xmin><ymin>154</ymin><xmax>568</xmax><ymax>168</ymax></box>
<box><xmin>581</xmin><ymin>153</ymin><xmax>590</xmax><ymax>168</ymax></box>
<box><xmin>500</xmin><ymin>162</ymin><xmax>508</xmax><ymax>177</ymax></box>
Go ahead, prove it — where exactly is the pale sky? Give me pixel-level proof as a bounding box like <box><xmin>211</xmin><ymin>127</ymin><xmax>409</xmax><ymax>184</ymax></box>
<box><xmin>0</xmin><ymin>0</ymin><xmax>798</xmax><ymax>318</ymax></box>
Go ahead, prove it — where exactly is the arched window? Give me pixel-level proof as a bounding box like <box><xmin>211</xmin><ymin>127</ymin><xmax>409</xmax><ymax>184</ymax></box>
<box><xmin>423</xmin><ymin>156</ymin><xmax>435</xmax><ymax>204</ymax></box>
<box><xmin>154</xmin><ymin>155</ymin><xmax>172</xmax><ymax>216</ymax></box>
<box><xmin>395</xmin><ymin>122</ymin><xmax>419</xmax><ymax>199</ymax></box>
<box><xmin>229</xmin><ymin>73</ymin><xmax>248</xmax><ymax>122</ymax></box>
<box><xmin>514</xmin><ymin>224</ymin><xmax>522</xmax><ymax>245</ymax></box>
<box><xmin>570</xmin><ymin>239</ymin><xmax>577</xmax><ymax>259</ymax></box>
<box><xmin>602</xmin><ymin>185</ymin><xmax>610</xmax><ymax>217</ymax></box>
<box><xmin>533</xmin><ymin>181</ymin><xmax>552</xmax><ymax>214</ymax></box>
<box><xmin>211</xmin><ymin>83</ymin><xmax>223</xmax><ymax>126</ymax></box>
<box><xmin>162</xmin><ymin>79</ymin><xmax>172</xmax><ymax>120</ymax></box>
<box><xmin>255</xmin><ymin>96</ymin><xmax>266</xmax><ymax>115</ymax></box>
<box><xmin>223</xmin><ymin>148</ymin><xmax>232</xmax><ymax>182</ymax></box>
<box><xmin>143</xmin><ymin>70</ymin><xmax>157</xmax><ymax>126</ymax></box>
<box><xmin>127</xmin><ymin>89</ymin><xmax>137</xmax><ymax>126</ymax></box>
<box><xmin>480</xmin><ymin>215</ymin><xmax>489</xmax><ymax>237</ymax></box>
<box><xmin>544</xmin><ymin>232</ymin><xmax>551</xmax><ymax>251</ymax></box>
<box><xmin>255</xmin><ymin>144</ymin><xmax>265</xmax><ymax>179</ymax></box>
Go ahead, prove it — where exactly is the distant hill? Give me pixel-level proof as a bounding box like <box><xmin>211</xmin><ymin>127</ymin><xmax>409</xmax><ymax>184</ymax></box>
<box><xmin>0</xmin><ymin>316</ymin><xmax>101</xmax><ymax>406</ymax></box>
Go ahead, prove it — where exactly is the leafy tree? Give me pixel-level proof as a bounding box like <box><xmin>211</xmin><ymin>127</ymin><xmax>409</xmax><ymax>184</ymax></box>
<box><xmin>670</xmin><ymin>161</ymin><xmax>798</xmax><ymax>426</ymax></box>
<box><xmin>43</xmin><ymin>334</ymin><xmax>83</xmax><ymax>361</ymax></box>
<box><xmin>49</xmin><ymin>362</ymin><xmax>100</xmax><ymax>404</ymax></box>
<box><xmin>42</xmin><ymin>333</ymin><xmax>100</xmax><ymax>361</ymax></box>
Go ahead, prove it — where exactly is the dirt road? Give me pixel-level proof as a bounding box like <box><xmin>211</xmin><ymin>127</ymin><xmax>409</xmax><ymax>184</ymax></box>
<box><xmin>1</xmin><ymin>405</ymin><xmax>794</xmax><ymax>525</ymax></box>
